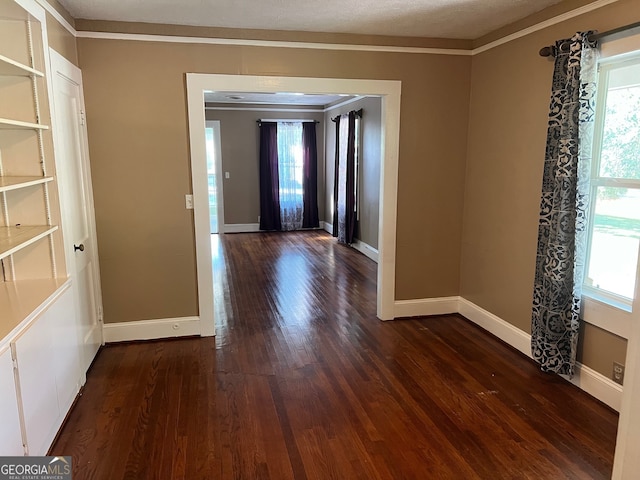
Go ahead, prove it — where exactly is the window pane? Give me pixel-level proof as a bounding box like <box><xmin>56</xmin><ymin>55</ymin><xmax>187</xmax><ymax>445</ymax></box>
<box><xmin>599</xmin><ymin>63</ymin><xmax>640</xmax><ymax>180</ymax></box>
<box><xmin>586</xmin><ymin>187</ymin><xmax>640</xmax><ymax>298</ymax></box>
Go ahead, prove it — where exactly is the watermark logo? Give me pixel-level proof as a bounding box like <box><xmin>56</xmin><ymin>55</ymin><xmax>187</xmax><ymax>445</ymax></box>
<box><xmin>0</xmin><ymin>456</ymin><xmax>72</xmax><ymax>480</ymax></box>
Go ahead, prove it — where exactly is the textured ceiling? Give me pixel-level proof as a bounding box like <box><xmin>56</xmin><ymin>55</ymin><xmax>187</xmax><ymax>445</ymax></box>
<box><xmin>57</xmin><ymin>0</ymin><xmax>563</xmax><ymax>40</ymax></box>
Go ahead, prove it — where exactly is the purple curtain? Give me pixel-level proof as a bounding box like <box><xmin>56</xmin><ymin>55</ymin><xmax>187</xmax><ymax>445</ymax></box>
<box><xmin>302</xmin><ymin>122</ymin><xmax>319</xmax><ymax>228</ymax></box>
<box><xmin>332</xmin><ymin>118</ymin><xmax>340</xmax><ymax>237</ymax></box>
<box><xmin>333</xmin><ymin>110</ymin><xmax>359</xmax><ymax>244</ymax></box>
<box><xmin>259</xmin><ymin>122</ymin><xmax>281</xmax><ymax>231</ymax></box>
<box><xmin>345</xmin><ymin>111</ymin><xmax>358</xmax><ymax>244</ymax></box>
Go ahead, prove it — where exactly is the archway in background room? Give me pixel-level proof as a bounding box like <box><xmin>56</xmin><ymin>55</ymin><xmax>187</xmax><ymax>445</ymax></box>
<box><xmin>186</xmin><ymin>74</ymin><xmax>401</xmax><ymax>336</ymax></box>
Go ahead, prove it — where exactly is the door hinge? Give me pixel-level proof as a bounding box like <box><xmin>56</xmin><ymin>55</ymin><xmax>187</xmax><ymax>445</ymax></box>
<box><xmin>97</xmin><ymin>305</ymin><xmax>103</xmax><ymax>323</ymax></box>
<box><xmin>79</xmin><ymin>110</ymin><xmax>86</xmax><ymax>126</ymax></box>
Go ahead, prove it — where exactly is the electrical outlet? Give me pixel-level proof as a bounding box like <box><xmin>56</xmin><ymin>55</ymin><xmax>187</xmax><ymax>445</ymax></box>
<box><xmin>185</xmin><ymin>194</ymin><xmax>194</xmax><ymax>210</ymax></box>
<box><xmin>613</xmin><ymin>362</ymin><xmax>625</xmax><ymax>385</ymax></box>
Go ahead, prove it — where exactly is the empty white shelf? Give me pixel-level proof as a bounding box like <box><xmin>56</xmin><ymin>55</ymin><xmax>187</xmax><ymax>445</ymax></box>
<box><xmin>0</xmin><ymin>278</ymin><xmax>69</xmax><ymax>340</ymax></box>
<box><xmin>0</xmin><ymin>176</ymin><xmax>53</xmax><ymax>193</ymax></box>
<box><xmin>0</xmin><ymin>225</ymin><xmax>58</xmax><ymax>260</ymax></box>
<box><xmin>0</xmin><ymin>54</ymin><xmax>43</xmax><ymax>77</ymax></box>
<box><xmin>0</xmin><ymin>118</ymin><xmax>48</xmax><ymax>130</ymax></box>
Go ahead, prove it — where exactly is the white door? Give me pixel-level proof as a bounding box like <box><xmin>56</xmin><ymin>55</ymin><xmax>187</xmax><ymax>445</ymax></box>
<box><xmin>49</xmin><ymin>49</ymin><xmax>103</xmax><ymax>377</ymax></box>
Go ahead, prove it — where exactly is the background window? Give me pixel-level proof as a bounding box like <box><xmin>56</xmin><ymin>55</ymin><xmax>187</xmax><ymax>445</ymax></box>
<box><xmin>584</xmin><ymin>58</ymin><xmax>640</xmax><ymax>306</ymax></box>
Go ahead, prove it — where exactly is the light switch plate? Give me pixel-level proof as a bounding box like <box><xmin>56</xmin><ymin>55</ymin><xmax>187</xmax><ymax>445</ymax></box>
<box><xmin>185</xmin><ymin>194</ymin><xmax>194</xmax><ymax>209</ymax></box>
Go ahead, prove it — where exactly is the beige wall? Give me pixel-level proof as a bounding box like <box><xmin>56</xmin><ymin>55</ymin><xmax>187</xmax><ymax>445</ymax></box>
<box><xmin>325</xmin><ymin>96</ymin><xmax>382</xmax><ymax>249</ymax></box>
<box><xmin>44</xmin><ymin>0</ymin><xmax>78</xmax><ymax>67</ymax></box>
<box><xmin>461</xmin><ymin>0</ymin><xmax>640</xmax><ymax>377</ymax></box>
<box><xmin>46</xmin><ymin>12</ymin><xmax>78</xmax><ymax>66</ymax></box>
<box><xmin>205</xmin><ymin>107</ymin><xmax>325</xmax><ymax>225</ymax></box>
<box><xmin>77</xmin><ymin>38</ymin><xmax>471</xmax><ymax>323</ymax></box>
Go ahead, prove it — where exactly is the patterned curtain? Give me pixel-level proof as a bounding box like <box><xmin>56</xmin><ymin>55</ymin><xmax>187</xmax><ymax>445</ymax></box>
<box><xmin>531</xmin><ymin>32</ymin><xmax>598</xmax><ymax>376</ymax></box>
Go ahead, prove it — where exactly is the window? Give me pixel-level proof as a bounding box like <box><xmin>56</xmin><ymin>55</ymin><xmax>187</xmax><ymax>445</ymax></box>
<box><xmin>276</xmin><ymin>122</ymin><xmax>304</xmax><ymax>208</ymax></box>
<box><xmin>584</xmin><ymin>55</ymin><xmax>640</xmax><ymax>311</ymax></box>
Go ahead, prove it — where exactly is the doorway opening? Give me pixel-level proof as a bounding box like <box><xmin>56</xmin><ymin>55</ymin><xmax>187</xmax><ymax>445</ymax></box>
<box><xmin>205</xmin><ymin>121</ymin><xmax>224</xmax><ymax>234</ymax></box>
<box><xmin>187</xmin><ymin>74</ymin><xmax>401</xmax><ymax>336</ymax></box>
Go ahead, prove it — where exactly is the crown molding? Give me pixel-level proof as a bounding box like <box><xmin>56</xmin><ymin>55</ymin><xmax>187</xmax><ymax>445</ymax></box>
<box><xmin>40</xmin><ymin>0</ymin><xmax>621</xmax><ymax>57</ymax></box>
<box><xmin>472</xmin><ymin>0</ymin><xmax>621</xmax><ymax>55</ymax></box>
<box><xmin>75</xmin><ymin>31</ymin><xmax>472</xmax><ymax>55</ymax></box>
<box><xmin>36</xmin><ymin>0</ymin><xmax>75</xmax><ymax>36</ymax></box>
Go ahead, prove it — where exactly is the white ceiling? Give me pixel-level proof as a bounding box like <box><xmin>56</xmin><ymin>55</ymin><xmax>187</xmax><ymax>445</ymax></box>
<box><xmin>57</xmin><ymin>0</ymin><xmax>563</xmax><ymax>40</ymax></box>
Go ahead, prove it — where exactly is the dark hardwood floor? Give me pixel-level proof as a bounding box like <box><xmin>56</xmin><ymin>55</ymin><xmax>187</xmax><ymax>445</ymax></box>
<box><xmin>52</xmin><ymin>230</ymin><xmax>618</xmax><ymax>479</ymax></box>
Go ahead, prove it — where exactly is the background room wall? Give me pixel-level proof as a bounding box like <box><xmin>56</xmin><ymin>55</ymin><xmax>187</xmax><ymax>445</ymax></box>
<box><xmin>324</xmin><ymin>96</ymin><xmax>382</xmax><ymax>249</ymax></box>
<box><xmin>76</xmin><ymin>37</ymin><xmax>471</xmax><ymax>324</ymax></box>
<box><xmin>461</xmin><ymin>0</ymin><xmax>640</xmax><ymax>378</ymax></box>
<box><xmin>204</xmin><ymin>106</ymin><xmax>325</xmax><ymax>227</ymax></box>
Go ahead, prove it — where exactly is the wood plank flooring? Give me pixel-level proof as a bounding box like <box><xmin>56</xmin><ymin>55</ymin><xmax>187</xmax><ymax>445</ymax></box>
<box><xmin>51</xmin><ymin>230</ymin><xmax>618</xmax><ymax>479</ymax></box>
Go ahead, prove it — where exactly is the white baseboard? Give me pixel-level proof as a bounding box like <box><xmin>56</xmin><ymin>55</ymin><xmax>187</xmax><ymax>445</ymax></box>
<box><xmin>352</xmin><ymin>240</ymin><xmax>379</xmax><ymax>263</ymax></box>
<box><xmin>223</xmin><ymin>223</ymin><xmax>260</xmax><ymax>233</ymax></box>
<box><xmin>458</xmin><ymin>297</ymin><xmax>531</xmax><ymax>356</ymax></box>
<box><xmin>394</xmin><ymin>296</ymin><xmax>460</xmax><ymax>318</ymax></box>
<box><xmin>321</xmin><ymin>222</ymin><xmax>379</xmax><ymax>263</ymax></box>
<box><xmin>102</xmin><ymin>316</ymin><xmax>201</xmax><ymax>343</ymax></box>
<box><xmin>564</xmin><ymin>362</ymin><xmax>623</xmax><ymax>412</ymax></box>
<box><xmin>458</xmin><ymin>297</ymin><xmax>622</xmax><ymax>411</ymax></box>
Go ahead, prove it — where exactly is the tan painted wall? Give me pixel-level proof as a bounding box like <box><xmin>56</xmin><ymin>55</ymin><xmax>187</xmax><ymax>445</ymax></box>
<box><xmin>77</xmin><ymin>38</ymin><xmax>471</xmax><ymax>323</ymax></box>
<box><xmin>461</xmin><ymin>0</ymin><xmax>639</xmax><ymax>377</ymax></box>
<box><xmin>325</xmin><ymin>97</ymin><xmax>382</xmax><ymax>249</ymax></box>
<box><xmin>46</xmin><ymin>12</ymin><xmax>78</xmax><ymax>66</ymax></box>
<box><xmin>204</xmin><ymin>107</ymin><xmax>325</xmax><ymax>225</ymax></box>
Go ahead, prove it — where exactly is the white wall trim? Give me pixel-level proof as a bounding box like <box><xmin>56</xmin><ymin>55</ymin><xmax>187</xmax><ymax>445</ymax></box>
<box><xmin>187</xmin><ymin>74</ymin><xmax>401</xmax><ymax>322</ymax></box>
<box><xmin>44</xmin><ymin>0</ymin><xmax>620</xmax><ymax>58</ymax></box>
<box><xmin>352</xmin><ymin>240</ymin><xmax>379</xmax><ymax>263</ymax></box>
<box><xmin>563</xmin><ymin>362</ymin><xmax>623</xmax><ymax>413</ymax></box>
<box><xmin>36</xmin><ymin>0</ymin><xmax>75</xmax><ymax>36</ymax></box>
<box><xmin>472</xmin><ymin>0</ymin><xmax>621</xmax><ymax>55</ymax></box>
<box><xmin>458</xmin><ymin>297</ymin><xmax>623</xmax><ymax>411</ymax></box>
<box><xmin>206</xmin><ymin>106</ymin><xmax>324</xmax><ymax>113</ymax></box>
<box><xmin>324</xmin><ymin>96</ymin><xmax>367</xmax><ymax>112</ymax></box>
<box><xmin>320</xmin><ymin>222</ymin><xmax>378</xmax><ymax>262</ymax></box>
<box><xmin>102</xmin><ymin>317</ymin><xmax>201</xmax><ymax>343</ymax></box>
<box><xmin>76</xmin><ymin>30</ymin><xmax>472</xmax><ymax>55</ymax></box>
<box><xmin>458</xmin><ymin>297</ymin><xmax>531</xmax><ymax>356</ymax></box>
<box><xmin>394</xmin><ymin>297</ymin><xmax>460</xmax><ymax>319</ymax></box>
<box><xmin>224</xmin><ymin>223</ymin><xmax>260</xmax><ymax>233</ymax></box>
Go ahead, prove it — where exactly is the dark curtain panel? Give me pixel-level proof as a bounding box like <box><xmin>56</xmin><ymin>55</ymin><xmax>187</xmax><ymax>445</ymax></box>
<box><xmin>259</xmin><ymin>122</ymin><xmax>282</xmax><ymax>231</ymax></box>
<box><xmin>333</xmin><ymin>111</ymin><xmax>359</xmax><ymax>244</ymax></box>
<box><xmin>531</xmin><ymin>32</ymin><xmax>598</xmax><ymax>376</ymax></box>
<box><xmin>302</xmin><ymin>122</ymin><xmax>320</xmax><ymax>228</ymax></box>
<box><xmin>332</xmin><ymin>118</ymin><xmax>340</xmax><ymax>237</ymax></box>
<box><xmin>345</xmin><ymin>110</ymin><xmax>358</xmax><ymax>244</ymax></box>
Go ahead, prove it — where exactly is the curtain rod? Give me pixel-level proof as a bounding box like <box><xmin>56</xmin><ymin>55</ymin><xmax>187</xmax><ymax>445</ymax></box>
<box><xmin>539</xmin><ymin>21</ymin><xmax>640</xmax><ymax>57</ymax></box>
<box><xmin>257</xmin><ymin>119</ymin><xmax>319</xmax><ymax>123</ymax></box>
<box><xmin>331</xmin><ymin>108</ymin><xmax>364</xmax><ymax>122</ymax></box>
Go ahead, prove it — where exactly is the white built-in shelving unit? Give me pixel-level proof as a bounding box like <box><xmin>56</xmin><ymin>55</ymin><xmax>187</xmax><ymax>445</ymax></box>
<box><xmin>0</xmin><ymin>0</ymin><xmax>66</xmax><ymax>340</ymax></box>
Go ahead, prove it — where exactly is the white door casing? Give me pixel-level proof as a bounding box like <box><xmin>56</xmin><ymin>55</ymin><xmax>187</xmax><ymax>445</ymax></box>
<box><xmin>49</xmin><ymin>49</ymin><xmax>103</xmax><ymax>377</ymax></box>
<box><xmin>186</xmin><ymin>74</ymin><xmax>401</xmax><ymax>337</ymax></box>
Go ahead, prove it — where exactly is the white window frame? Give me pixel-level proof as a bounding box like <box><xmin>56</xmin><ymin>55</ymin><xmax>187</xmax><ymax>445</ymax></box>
<box><xmin>581</xmin><ymin>38</ymin><xmax>640</xmax><ymax>339</ymax></box>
